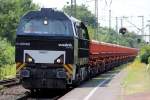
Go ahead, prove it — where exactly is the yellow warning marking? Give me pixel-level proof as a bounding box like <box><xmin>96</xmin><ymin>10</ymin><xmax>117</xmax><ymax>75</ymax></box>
<box><xmin>67</xmin><ymin>64</ymin><xmax>73</xmax><ymax>70</ymax></box>
<box><xmin>16</xmin><ymin>62</ymin><xmax>22</xmax><ymax>69</ymax></box>
<box><xmin>17</xmin><ymin>63</ymin><xmax>26</xmax><ymax>72</ymax></box>
<box><xmin>64</xmin><ymin>64</ymin><xmax>73</xmax><ymax>75</ymax></box>
<box><xmin>16</xmin><ymin>62</ymin><xmax>21</xmax><ymax>67</ymax></box>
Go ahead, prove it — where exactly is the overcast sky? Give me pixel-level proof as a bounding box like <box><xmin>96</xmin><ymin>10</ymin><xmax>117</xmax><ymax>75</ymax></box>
<box><xmin>33</xmin><ymin>0</ymin><xmax>150</xmax><ymax>41</ymax></box>
<box><xmin>32</xmin><ymin>0</ymin><xmax>150</xmax><ymax>16</ymax></box>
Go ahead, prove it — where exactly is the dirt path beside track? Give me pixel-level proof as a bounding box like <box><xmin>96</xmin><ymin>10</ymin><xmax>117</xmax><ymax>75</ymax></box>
<box><xmin>123</xmin><ymin>92</ymin><xmax>150</xmax><ymax>100</ymax></box>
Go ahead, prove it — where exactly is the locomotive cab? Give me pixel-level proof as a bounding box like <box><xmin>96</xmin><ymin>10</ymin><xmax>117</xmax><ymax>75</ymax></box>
<box><xmin>16</xmin><ymin>8</ymin><xmax>89</xmax><ymax>90</ymax></box>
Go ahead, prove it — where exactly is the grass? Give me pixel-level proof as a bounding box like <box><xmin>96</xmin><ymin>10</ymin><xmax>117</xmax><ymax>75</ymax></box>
<box><xmin>122</xmin><ymin>59</ymin><xmax>150</xmax><ymax>95</ymax></box>
<box><xmin>0</xmin><ymin>64</ymin><xmax>16</xmax><ymax>80</ymax></box>
<box><xmin>0</xmin><ymin>64</ymin><xmax>16</xmax><ymax>90</ymax></box>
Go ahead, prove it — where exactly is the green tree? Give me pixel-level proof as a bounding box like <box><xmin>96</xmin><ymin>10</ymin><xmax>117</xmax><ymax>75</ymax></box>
<box><xmin>63</xmin><ymin>5</ymin><xmax>97</xmax><ymax>27</ymax></box>
<box><xmin>139</xmin><ymin>45</ymin><xmax>150</xmax><ymax>64</ymax></box>
<box><xmin>0</xmin><ymin>0</ymin><xmax>39</xmax><ymax>44</ymax></box>
<box><xmin>97</xmin><ymin>27</ymin><xmax>143</xmax><ymax>48</ymax></box>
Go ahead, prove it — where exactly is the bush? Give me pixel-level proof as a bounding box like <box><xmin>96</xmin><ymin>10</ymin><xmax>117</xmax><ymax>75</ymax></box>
<box><xmin>0</xmin><ymin>38</ymin><xmax>15</xmax><ymax>66</ymax></box>
<box><xmin>148</xmin><ymin>57</ymin><xmax>150</xmax><ymax>64</ymax></box>
<box><xmin>139</xmin><ymin>45</ymin><xmax>150</xmax><ymax>64</ymax></box>
<box><xmin>0</xmin><ymin>64</ymin><xmax>16</xmax><ymax>80</ymax></box>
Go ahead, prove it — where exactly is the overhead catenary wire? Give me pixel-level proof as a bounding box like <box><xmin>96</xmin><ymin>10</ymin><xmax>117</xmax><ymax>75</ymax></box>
<box><xmin>104</xmin><ymin>0</ymin><xmax>112</xmax><ymax>31</ymax></box>
<box><xmin>94</xmin><ymin>0</ymin><xmax>99</xmax><ymax>40</ymax></box>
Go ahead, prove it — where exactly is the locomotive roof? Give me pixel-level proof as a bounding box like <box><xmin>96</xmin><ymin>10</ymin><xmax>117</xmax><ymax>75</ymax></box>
<box><xmin>22</xmin><ymin>8</ymin><xmax>80</xmax><ymax>23</ymax></box>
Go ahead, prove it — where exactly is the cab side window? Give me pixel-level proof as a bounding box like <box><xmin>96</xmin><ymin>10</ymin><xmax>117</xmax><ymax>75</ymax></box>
<box><xmin>76</xmin><ymin>24</ymin><xmax>89</xmax><ymax>40</ymax></box>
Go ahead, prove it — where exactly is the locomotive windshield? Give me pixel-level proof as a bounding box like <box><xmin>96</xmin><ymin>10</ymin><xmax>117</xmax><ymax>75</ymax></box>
<box><xmin>17</xmin><ymin>19</ymin><xmax>73</xmax><ymax>36</ymax></box>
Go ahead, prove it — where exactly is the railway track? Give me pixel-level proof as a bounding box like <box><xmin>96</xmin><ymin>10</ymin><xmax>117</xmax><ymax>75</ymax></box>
<box><xmin>16</xmin><ymin>90</ymin><xmax>67</xmax><ymax>100</ymax></box>
<box><xmin>0</xmin><ymin>78</ymin><xmax>68</xmax><ymax>100</ymax></box>
<box><xmin>0</xmin><ymin>78</ymin><xmax>20</xmax><ymax>87</ymax></box>
<box><xmin>17</xmin><ymin>94</ymin><xmax>61</xmax><ymax>100</ymax></box>
<box><xmin>0</xmin><ymin>65</ymin><xmax>125</xmax><ymax>100</ymax></box>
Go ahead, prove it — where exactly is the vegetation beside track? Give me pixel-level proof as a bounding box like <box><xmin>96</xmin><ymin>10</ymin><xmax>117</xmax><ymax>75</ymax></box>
<box><xmin>0</xmin><ymin>38</ymin><xmax>15</xmax><ymax>80</ymax></box>
<box><xmin>0</xmin><ymin>64</ymin><xmax>16</xmax><ymax>80</ymax></box>
<box><xmin>139</xmin><ymin>45</ymin><xmax>150</xmax><ymax>64</ymax></box>
<box><xmin>0</xmin><ymin>0</ymin><xmax>38</xmax><ymax>80</ymax></box>
<box><xmin>122</xmin><ymin>59</ymin><xmax>150</xmax><ymax>95</ymax></box>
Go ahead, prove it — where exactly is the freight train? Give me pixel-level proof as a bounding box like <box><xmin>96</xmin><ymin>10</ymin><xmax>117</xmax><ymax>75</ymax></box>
<box><xmin>15</xmin><ymin>8</ymin><xmax>138</xmax><ymax>92</ymax></box>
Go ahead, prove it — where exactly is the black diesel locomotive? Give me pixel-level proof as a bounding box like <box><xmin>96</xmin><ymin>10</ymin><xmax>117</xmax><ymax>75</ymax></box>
<box><xmin>16</xmin><ymin>8</ymin><xmax>90</xmax><ymax>90</ymax></box>
<box><xmin>16</xmin><ymin>8</ymin><xmax>138</xmax><ymax>92</ymax></box>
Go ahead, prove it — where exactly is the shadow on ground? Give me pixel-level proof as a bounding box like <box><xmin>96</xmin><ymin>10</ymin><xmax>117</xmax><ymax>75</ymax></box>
<box><xmin>79</xmin><ymin>65</ymin><xmax>126</xmax><ymax>88</ymax></box>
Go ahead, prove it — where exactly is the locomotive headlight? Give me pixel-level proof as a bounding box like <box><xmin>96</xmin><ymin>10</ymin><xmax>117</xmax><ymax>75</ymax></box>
<box><xmin>43</xmin><ymin>17</ymin><xmax>48</xmax><ymax>25</ymax></box>
<box><xmin>25</xmin><ymin>53</ymin><xmax>34</xmax><ymax>63</ymax></box>
<box><xmin>56</xmin><ymin>59</ymin><xmax>61</xmax><ymax>63</ymax></box>
<box><xmin>27</xmin><ymin>57</ymin><xmax>33</xmax><ymax>63</ymax></box>
<box><xmin>54</xmin><ymin>54</ymin><xmax>64</xmax><ymax>64</ymax></box>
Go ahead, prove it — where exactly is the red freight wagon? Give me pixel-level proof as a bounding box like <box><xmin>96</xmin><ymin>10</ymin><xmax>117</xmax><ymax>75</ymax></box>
<box><xmin>88</xmin><ymin>40</ymin><xmax>138</xmax><ymax>74</ymax></box>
